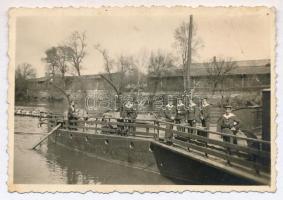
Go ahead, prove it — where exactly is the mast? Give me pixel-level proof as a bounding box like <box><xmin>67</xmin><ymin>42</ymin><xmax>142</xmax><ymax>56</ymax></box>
<box><xmin>186</xmin><ymin>15</ymin><xmax>193</xmax><ymax>92</ymax></box>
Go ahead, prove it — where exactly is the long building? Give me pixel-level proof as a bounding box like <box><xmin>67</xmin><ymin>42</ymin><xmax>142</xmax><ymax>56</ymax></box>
<box><xmin>147</xmin><ymin>59</ymin><xmax>270</xmax><ymax>94</ymax></box>
<box><xmin>27</xmin><ymin>59</ymin><xmax>270</xmax><ymax>100</ymax></box>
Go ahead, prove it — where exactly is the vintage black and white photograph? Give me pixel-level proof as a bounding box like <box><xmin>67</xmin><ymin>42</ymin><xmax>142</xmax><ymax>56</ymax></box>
<box><xmin>8</xmin><ymin>7</ymin><xmax>275</xmax><ymax>192</ymax></box>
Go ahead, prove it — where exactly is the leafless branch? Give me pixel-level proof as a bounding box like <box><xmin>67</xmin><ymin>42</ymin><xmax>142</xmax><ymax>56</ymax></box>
<box><xmin>205</xmin><ymin>57</ymin><xmax>237</xmax><ymax>98</ymax></box>
<box><xmin>94</xmin><ymin>44</ymin><xmax>114</xmax><ymax>82</ymax></box>
<box><xmin>65</xmin><ymin>31</ymin><xmax>87</xmax><ymax>76</ymax></box>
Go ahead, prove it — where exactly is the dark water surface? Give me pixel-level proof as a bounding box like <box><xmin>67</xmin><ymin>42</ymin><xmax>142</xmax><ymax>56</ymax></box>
<box><xmin>14</xmin><ymin>107</ymin><xmax>176</xmax><ymax>184</ymax></box>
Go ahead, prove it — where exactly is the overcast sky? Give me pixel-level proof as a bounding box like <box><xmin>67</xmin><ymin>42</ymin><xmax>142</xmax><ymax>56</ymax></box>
<box><xmin>15</xmin><ymin>7</ymin><xmax>273</xmax><ymax>77</ymax></box>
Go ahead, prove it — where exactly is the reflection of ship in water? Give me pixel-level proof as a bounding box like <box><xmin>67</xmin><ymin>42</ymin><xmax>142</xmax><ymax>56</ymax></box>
<box><xmin>45</xmin><ymin>141</ymin><xmax>185</xmax><ymax>184</ymax></box>
<box><xmin>45</xmin><ymin>142</ymin><xmax>95</xmax><ymax>184</ymax></box>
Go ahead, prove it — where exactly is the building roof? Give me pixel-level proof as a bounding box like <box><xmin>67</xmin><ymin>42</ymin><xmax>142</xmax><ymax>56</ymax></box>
<box><xmin>149</xmin><ymin>59</ymin><xmax>271</xmax><ymax>78</ymax></box>
<box><xmin>29</xmin><ymin>72</ymin><xmax>120</xmax><ymax>83</ymax></box>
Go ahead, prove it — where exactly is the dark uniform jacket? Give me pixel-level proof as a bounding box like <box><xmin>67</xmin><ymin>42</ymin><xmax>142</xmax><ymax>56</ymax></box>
<box><xmin>218</xmin><ymin>113</ymin><xmax>240</xmax><ymax>131</ymax></box>
<box><xmin>218</xmin><ymin>113</ymin><xmax>240</xmax><ymax>143</ymax></box>
<box><xmin>200</xmin><ymin>104</ymin><xmax>211</xmax><ymax>122</ymax></box>
<box><xmin>187</xmin><ymin>103</ymin><xmax>197</xmax><ymax>121</ymax></box>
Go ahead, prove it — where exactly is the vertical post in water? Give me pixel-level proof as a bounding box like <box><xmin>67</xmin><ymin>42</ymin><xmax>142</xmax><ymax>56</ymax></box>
<box><xmin>262</xmin><ymin>89</ymin><xmax>271</xmax><ymax>171</ymax></box>
<box><xmin>95</xmin><ymin>118</ymin><xmax>98</xmax><ymax>134</ymax></box>
<box><xmin>262</xmin><ymin>89</ymin><xmax>270</xmax><ymax>147</ymax></box>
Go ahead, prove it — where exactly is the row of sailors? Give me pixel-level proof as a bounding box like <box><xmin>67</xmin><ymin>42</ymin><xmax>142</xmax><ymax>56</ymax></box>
<box><xmin>67</xmin><ymin>100</ymin><xmax>137</xmax><ymax>134</ymax></box>
<box><xmin>120</xmin><ymin>97</ymin><xmax>210</xmax><ymax>127</ymax></box>
<box><xmin>162</xmin><ymin>97</ymin><xmax>209</xmax><ymax>144</ymax></box>
<box><xmin>163</xmin><ymin>96</ymin><xmax>243</xmax><ymax>146</ymax></box>
<box><xmin>119</xmin><ymin>97</ymin><xmax>210</xmax><ymax>126</ymax></box>
<box><xmin>17</xmin><ymin>99</ymin><xmax>241</xmax><ymax>144</ymax></box>
<box><xmin>67</xmin><ymin>98</ymin><xmax>243</xmax><ymax>145</ymax></box>
<box><xmin>163</xmin><ymin>97</ymin><xmax>211</xmax><ymax>130</ymax></box>
<box><xmin>116</xmin><ymin>96</ymin><xmax>242</xmax><ymax>147</ymax></box>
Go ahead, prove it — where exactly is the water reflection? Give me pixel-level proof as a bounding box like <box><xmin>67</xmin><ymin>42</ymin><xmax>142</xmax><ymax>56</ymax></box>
<box><xmin>44</xmin><ymin>141</ymin><xmax>181</xmax><ymax>184</ymax></box>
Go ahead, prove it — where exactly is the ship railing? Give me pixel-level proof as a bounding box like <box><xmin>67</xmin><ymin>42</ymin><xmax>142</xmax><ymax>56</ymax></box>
<box><xmin>48</xmin><ymin>115</ymin><xmax>270</xmax><ymax>177</ymax></box>
<box><xmin>154</xmin><ymin>120</ymin><xmax>270</xmax><ymax>175</ymax></box>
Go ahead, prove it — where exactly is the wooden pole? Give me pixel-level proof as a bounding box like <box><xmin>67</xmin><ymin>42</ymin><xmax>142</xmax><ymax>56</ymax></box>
<box><xmin>32</xmin><ymin>124</ymin><xmax>61</xmax><ymax>150</ymax></box>
<box><xmin>186</xmin><ymin>15</ymin><xmax>193</xmax><ymax>91</ymax></box>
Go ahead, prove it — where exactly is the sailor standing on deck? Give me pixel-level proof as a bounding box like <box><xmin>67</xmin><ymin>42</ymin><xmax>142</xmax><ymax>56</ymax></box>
<box><xmin>186</xmin><ymin>98</ymin><xmax>197</xmax><ymax>133</ymax></box>
<box><xmin>200</xmin><ymin>97</ymin><xmax>211</xmax><ymax>131</ymax></box>
<box><xmin>68</xmin><ymin>101</ymin><xmax>76</xmax><ymax>116</ymax></box>
<box><xmin>198</xmin><ymin>97</ymin><xmax>211</xmax><ymax>141</ymax></box>
<box><xmin>68</xmin><ymin>100</ymin><xmax>78</xmax><ymax>130</ymax></box>
<box><xmin>164</xmin><ymin>96</ymin><xmax>176</xmax><ymax>144</ymax></box>
<box><xmin>124</xmin><ymin>98</ymin><xmax>137</xmax><ymax>135</ymax></box>
<box><xmin>117</xmin><ymin>95</ymin><xmax>126</xmax><ymax>135</ymax></box>
<box><xmin>218</xmin><ymin>105</ymin><xmax>240</xmax><ymax>144</ymax></box>
<box><xmin>176</xmin><ymin>98</ymin><xmax>186</xmax><ymax>131</ymax></box>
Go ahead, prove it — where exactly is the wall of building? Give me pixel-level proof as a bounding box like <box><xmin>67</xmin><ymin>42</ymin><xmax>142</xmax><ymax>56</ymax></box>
<box><xmin>147</xmin><ymin>74</ymin><xmax>270</xmax><ymax>94</ymax></box>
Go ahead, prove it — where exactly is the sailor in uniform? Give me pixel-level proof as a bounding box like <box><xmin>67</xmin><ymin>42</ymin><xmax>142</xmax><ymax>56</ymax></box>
<box><xmin>68</xmin><ymin>100</ymin><xmax>78</xmax><ymax>130</ymax></box>
<box><xmin>176</xmin><ymin>98</ymin><xmax>186</xmax><ymax>132</ymax></box>
<box><xmin>218</xmin><ymin>105</ymin><xmax>240</xmax><ymax>144</ymax></box>
<box><xmin>199</xmin><ymin>97</ymin><xmax>211</xmax><ymax>131</ymax></box>
<box><xmin>197</xmin><ymin>97</ymin><xmax>211</xmax><ymax>147</ymax></box>
<box><xmin>163</xmin><ymin>96</ymin><xmax>176</xmax><ymax>144</ymax></box>
<box><xmin>124</xmin><ymin>98</ymin><xmax>137</xmax><ymax>135</ymax></box>
<box><xmin>186</xmin><ymin>98</ymin><xmax>197</xmax><ymax>133</ymax></box>
<box><xmin>117</xmin><ymin>95</ymin><xmax>126</xmax><ymax>135</ymax></box>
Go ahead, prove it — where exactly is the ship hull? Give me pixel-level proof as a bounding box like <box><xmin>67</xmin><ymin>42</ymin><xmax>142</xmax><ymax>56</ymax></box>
<box><xmin>48</xmin><ymin>129</ymin><xmax>260</xmax><ymax>185</ymax></box>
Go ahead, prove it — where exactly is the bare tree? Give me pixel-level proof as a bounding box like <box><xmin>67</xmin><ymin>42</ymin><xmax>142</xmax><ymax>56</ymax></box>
<box><xmin>41</xmin><ymin>32</ymin><xmax>87</xmax><ymax>106</ymax></box>
<box><xmin>148</xmin><ymin>51</ymin><xmax>175</xmax><ymax>93</ymax></box>
<box><xmin>42</xmin><ymin>47</ymin><xmax>59</xmax><ymax>78</ymax></box>
<box><xmin>205</xmin><ymin>56</ymin><xmax>238</xmax><ymax>106</ymax></box>
<box><xmin>43</xmin><ymin>46</ymin><xmax>70</xmax><ymax>80</ymax></box>
<box><xmin>94</xmin><ymin>44</ymin><xmax>141</xmax><ymax>111</ymax></box>
<box><xmin>43</xmin><ymin>31</ymin><xmax>87</xmax><ymax>78</ymax></box>
<box><xmin>15</xmin><ymin>63</ymin><xmax>36</xmax><ymax>101</ymax></box>
<box><xmin>94</xmin><ymin>44</ymin><xmax>115</xmax><ymax>87</ymax></box>
<box><xmin>16</xmin><ymin>63</ymin><xmax>36</xmax><ymax>80</ymax></box>
<box><xmin>117</xmin><ymin>55</ymin><xmax>138</xmax><ymax>93</ymax></box>
<box><xmin>135</xmin><ymin>50</ymin><xmax>149</xmax><ymax>92</ymax></box>
<box><xmin>42</xmin><ymin>46</ymin><xmax>71</xmax><ymax>104</ymax></box>
<box><xmin>65</xmin><ymin>31</ymin><xmax>87</xmax><ymax>76</ymax></box>
<box><xmin>174</xmin><ymin>18</ymin><xmax>202</xmax><ymax>91</ymax></box>
<box><xmin>54</xmin><ymin>46</ymin><xmax>70</xmax><ymax>87</ymax></box>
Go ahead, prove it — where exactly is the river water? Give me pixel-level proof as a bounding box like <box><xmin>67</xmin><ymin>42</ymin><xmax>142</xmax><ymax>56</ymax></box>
<box><xmin>13</xmin><ymin>105</ymin><xmax>176</xmax><ymax>185</ymax></box>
